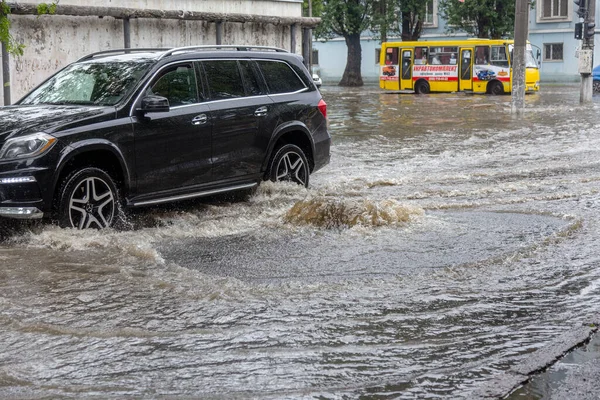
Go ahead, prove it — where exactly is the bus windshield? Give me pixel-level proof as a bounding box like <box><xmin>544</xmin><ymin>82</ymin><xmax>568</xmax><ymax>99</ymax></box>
<box><xmin>509</xmin><ymin>44</ymin><xmax>538</xmax><ymax>68</ymax></box>
<box><xmin>525</xmin><ymin>49</ymin><xmax>538</xmax><ymax>68</ymax></box>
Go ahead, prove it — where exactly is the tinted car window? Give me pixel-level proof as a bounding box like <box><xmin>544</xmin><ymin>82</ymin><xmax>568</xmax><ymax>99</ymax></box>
<box><xmin>147</xmin><ymin>64</ymin><xmax>198</xmax><ymax>107</ymax></box>
<box><xmin>20</xmin><ymin>61</ymin><xmax>152</xmax><ymax>106</ymax></box>
<box><xmin>239</xmin><ymin>60</ymin><xmax>263</xmax><ymax>96</ymax></box>
<box><xmin>202</xmin><ymin>60</ymin><xmax>246</xmax><ymax>100</ymax></box>
<box><xmin>256</xmin><ymin>60</ymin><xmax>306</xmax><ymax>94</ymax></box>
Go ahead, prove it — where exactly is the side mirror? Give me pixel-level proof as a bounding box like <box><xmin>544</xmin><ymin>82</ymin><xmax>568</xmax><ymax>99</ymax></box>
<box><xmin>139</xmin><ymin>95</ymin><xmax>170</xmax><ymax>113</ymax></box>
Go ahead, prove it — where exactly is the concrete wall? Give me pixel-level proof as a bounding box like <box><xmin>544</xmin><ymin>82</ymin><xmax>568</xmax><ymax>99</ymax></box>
<box><xmin>20</xmin><ymin>0</ymin><xmax>303</xmax><ymax>17</ymax></box>
<box><xmin>1</xmin><ymin>0</ymin><xmax>304</xmax><ymax>103</ymax></box>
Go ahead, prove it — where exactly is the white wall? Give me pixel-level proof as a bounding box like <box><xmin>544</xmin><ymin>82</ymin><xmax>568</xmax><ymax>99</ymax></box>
<box><xmin>2</xmin><ymin>0</ymin><xmax>304</xmax><ymax>103</ymax></box>
<box><xmin>314</xmin><ymin>37</ymin><xmax>382</xmax><ymax>85</ymax></box>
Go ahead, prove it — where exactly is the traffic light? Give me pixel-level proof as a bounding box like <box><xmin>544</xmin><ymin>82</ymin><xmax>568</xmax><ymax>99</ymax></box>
<box><xmin>585</xmin><ymin>22</ymin><xmax>596</xmax><ymax>38</ymax></box>
<box><xmin>574</xmin><ymin>0</ymin><xmax>587</xmax><ymax>18</ymax></box>
<box><xmin>575</xmin><ymin>22</ymin><xmax>583</xmax><ymax>39</ymax></box>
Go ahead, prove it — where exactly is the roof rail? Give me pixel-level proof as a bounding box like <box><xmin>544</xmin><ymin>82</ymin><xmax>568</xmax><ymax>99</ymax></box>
<box><xmin>159</xmin><ymin>45</ymin><xmax>289</xmax><ymax>59</ymax></box>
<box><xmin>76</xmin><ymin>48</ymin><xmax>170</xmax><ymax>62</ymax></box>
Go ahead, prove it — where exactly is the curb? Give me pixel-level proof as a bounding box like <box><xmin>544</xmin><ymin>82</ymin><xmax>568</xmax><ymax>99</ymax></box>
<box><xmin>473</xmin><ymin>323</ymin><xmax>599</xmax><ymax>399</ymax></box>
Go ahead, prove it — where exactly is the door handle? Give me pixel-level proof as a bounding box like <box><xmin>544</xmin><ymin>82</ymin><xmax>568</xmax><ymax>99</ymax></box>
<box><xmin>254</xmin><ymin>106</ymin><xmax>268</xmax><ymax>117</ymax></box>
<box><xmin>192</xmin><ymin>114</ymin><xmax>208</xmax><ymax>125</ymax></box>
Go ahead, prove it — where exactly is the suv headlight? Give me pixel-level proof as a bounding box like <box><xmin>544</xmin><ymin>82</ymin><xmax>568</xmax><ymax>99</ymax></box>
<box><xmin>0</xmin><ymin>133</ymin><xmax>57</xmax><ymax>160</ymax></box>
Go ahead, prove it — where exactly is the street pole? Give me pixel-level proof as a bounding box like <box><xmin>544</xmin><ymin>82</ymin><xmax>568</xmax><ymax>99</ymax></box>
<box><xmin>511</xmin><ymin>0</ymin><xmax>529</xmax><ymax>115</ymax></box>
<box><xmin>1</xmin><ymin>41</ymin><xmax>10</xmax><ymax>106</ymax></box>
<box><xmin>308</xmin><ymin>0</ymin><xmax>313</xmax><ymax>71</ymax></box>
<box><xmin>579</xmin><ymin>0</ymin><xmax>595</xmax><ymax>103</ymax></box>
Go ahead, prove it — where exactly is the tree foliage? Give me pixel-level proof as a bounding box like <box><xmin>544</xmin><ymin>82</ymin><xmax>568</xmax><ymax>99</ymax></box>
<box><xmin>438</xmin><ymin>0</ymin><xmax>517</xmax><ymax>39</ymax></box>
<box><xmin>372</xmin><ymin>0</ymin><xmax>431</xmax><ymax>41</ymax></box>
<box><xmin>310</xmin><ymin>0</ymin><xmax>371</xmax><ymax>86</ymax></box>
<box><xmin>0</xmin><ymin>1</ymin><xmax>58</xmax><ymax>56</ymax></box>
<box><xmin>315</xmin><ymin>0</ymin><xmax>371</xmax><ymax>40</ymax></box>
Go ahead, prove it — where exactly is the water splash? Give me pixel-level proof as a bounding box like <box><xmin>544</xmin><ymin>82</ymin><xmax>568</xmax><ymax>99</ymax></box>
<box><xmin>284</xmin><ymin>197</ymin><xmax>424</xmax><ymax>228</ymax></box>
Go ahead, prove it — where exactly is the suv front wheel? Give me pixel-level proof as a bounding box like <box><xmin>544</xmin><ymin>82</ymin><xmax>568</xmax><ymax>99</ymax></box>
<box><xmin>56</xmin><ymin>167</ymin><xmax>121</xmax><ymax>229</ymax></box>
<box><xmin>268</xmin><ymin>144</ymin><xmax>310</xmax><ymax>188</ymax></box>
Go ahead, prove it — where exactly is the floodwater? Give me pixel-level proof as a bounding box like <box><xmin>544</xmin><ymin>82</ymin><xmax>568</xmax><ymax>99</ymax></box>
<box><xmin>2</xmin><ymin>84</ymin><xmax>600</xmax><ymax>399</ymax></box>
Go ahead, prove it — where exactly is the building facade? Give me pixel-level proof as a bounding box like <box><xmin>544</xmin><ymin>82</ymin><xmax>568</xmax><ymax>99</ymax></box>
<box><xmin>313</xmin><ymin>0</ymin><xmax>593</xmax><ymax>84</ymax></box>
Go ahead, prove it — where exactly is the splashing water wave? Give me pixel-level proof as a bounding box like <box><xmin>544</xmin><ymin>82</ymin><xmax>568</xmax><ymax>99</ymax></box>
<box><xmin>285</xmin><ymin>197</ymin><xmax>424</xmax><ymax>228</ymax></box>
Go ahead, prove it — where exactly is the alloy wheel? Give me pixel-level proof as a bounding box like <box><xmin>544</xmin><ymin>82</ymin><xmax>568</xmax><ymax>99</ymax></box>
<box><xmin>68</xmin><ymin>177</ymin><xmax>115</xmax><ymax>229</ymax></box>
<box><xmin>275</xmin><ymin>151</ymin><xmax>308</xmax><ymax>187</ymax></box>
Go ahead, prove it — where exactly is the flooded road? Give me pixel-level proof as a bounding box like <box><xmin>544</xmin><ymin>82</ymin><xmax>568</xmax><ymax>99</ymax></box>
<box><xmin>2</xmin><ymin>85</ymin><xmax>600</xmax><ymax>398</ymax></box>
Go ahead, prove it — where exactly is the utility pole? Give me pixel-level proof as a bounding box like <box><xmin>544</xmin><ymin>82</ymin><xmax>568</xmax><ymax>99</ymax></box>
<box><xmin>308</xmin><ymin>0</ymin><xmax>313</xmax><ymax>70</ymax></box>
<box><xmin>575</xmin><ymin>0</ymin><xmax>595</xmax><ymax>103</ymax></box>
<box><xmin>1</xmin><ymin>41</ymin><xmax>10</xmax><ymax>106</ymax></box>
<box><xmin>511</xmin><ymin>0</ymin><xmax>530</xmax><ymax>115</ymax></box>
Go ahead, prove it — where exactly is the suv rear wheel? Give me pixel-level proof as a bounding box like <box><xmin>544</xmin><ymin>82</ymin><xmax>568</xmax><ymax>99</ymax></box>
<box><xmin>268</xmin><ymin>144</ymin><xmax>310</xmax><ymax>187</ymax></box>
<box><xmin>56</xmin><ymin>167</ymin><xmax>121</xmax><ymax>229</ymax></box>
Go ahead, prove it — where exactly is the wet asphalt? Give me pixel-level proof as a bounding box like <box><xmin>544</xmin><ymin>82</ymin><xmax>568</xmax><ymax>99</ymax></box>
<box><xmin>503</xmin><ymin>325</ymin><xmax>600</xmax><ymax>399</ymax></box>
<box><xmin>3</xmin><ymin>84</ymin><xmax>600</xmax><ymax>398</ymax></box>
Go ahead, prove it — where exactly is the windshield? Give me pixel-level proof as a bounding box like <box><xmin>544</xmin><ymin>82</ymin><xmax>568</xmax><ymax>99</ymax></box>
<box><xmin>509</xmin><ymin>44</ymin><xmax>539</xmax><ymax>69</ymax></box>
<box><xmin>20</xmin><ymin>61</ymin><xmax>153</xmax><ymax>106</ymax></box>
<box><xmin>525</xmin><ymin>49</ymin><xmax>538</xmax><ymax>68</ymax></box>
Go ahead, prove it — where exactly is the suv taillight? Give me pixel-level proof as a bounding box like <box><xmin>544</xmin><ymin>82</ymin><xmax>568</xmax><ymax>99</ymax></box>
<box><xmin>317</xmin><ymin>99</ymin><xmax>327</xmax><ymax>119</ymax></box>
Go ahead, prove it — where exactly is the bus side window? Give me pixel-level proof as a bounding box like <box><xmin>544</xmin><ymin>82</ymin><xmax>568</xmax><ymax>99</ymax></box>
<box><xmin>414</xmin><ymin>47</ymin><xmax>428</xmax><ymax>65</ymax></box>
<box><xmin>385</xmin><ymin>48</ymin><xmax>399</xmax><ymax>65</ymax></box>
<box><xmin>491</xmin><ymin>46</ymin><xmax>509</xmax><ymax>68</ymax></box>
<box><xmin>475</xmin><ymin>46</ymin><xmax>490</xmax><ymax>65</ymax></box>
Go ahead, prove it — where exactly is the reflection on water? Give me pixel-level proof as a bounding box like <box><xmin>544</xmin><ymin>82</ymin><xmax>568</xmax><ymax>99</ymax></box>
<box><xmin>2</xmin><ymin>85</ymin><xmax>600</xmax><ymax>398</ymax></box>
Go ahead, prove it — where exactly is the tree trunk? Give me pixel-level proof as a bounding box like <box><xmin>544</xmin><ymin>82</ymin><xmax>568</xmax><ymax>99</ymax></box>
<box><xmin>401</xmin><ymin>12</ymin><xmax>422</xmax><ymax>41</ymax></box>
<box><xmin>401</xmin><ymin>12</ymin><xmax>411</xmax><ymax>40</ymax></box>
<box><xmin>339</xmin><ymin>33</ymin><xmax>363</xmax><ymax>87</ymax></box>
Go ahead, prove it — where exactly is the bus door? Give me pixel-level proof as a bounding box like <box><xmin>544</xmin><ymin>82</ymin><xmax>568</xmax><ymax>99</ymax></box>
<box><xmin>459</xmin><ymin>48</ymin><xmax>473</xmax><ymax>91</ymax></box>
<box><xmin>400</xmin><ymin>49</ymin><xmax>413</xmax><ymax>90</ymax></box>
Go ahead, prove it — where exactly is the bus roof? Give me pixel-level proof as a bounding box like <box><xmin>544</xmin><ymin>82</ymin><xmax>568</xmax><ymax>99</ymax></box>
<box><xmin>382</xmin><ymin>39</ymin><xmax>517</xmax><ymax>47</ymax></box>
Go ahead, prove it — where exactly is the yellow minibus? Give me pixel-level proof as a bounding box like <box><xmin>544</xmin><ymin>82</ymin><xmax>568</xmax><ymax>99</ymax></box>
<box><xmin>379</xmin><ymin>39</ymin><xmax>540</xmax><ymax>94</ymax></box>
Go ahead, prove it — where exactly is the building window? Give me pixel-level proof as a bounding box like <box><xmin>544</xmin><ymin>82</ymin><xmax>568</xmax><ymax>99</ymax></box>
<box><xmin>312</xmin><ymin>49</ymin><xmax>319</xmax><ymax>65</ymax></box>
<box><xmin>425</xmin><ymin>0</ymin><xmax>434</xmax><ymax>24</ymax></box>
<box><xmin>376</xmin><ymin>48</ymin><xmax>381</xmax><ymax>64</ymax></box>
<box><xmin>542</xmin><ymin>0</ymin><xmax>568</xmax><ymax>18</ymax></box>
<box><xmin>544</xmin><ymin>43</ymin><xmax>563</xmax><ymax>61</ymax></box>
<box><xmin>424</xmin><ymin>0</ymin><xmax>437</xmax><ymax>26</ymax></box>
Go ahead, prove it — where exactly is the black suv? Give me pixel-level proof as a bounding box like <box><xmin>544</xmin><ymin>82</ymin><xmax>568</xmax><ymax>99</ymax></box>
<box><xmin>0</xmin><ymin>46</ymin><xmax>330</xmax><ymax>229</ymax></box>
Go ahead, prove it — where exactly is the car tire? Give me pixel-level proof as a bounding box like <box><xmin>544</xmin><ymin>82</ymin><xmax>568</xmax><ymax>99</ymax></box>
<box><xmin>488</xmin><ymin>81</ymin><xmax>504</xmax><ymax>95</ymax></box>
<box><xmin>414</xmin><ymin>80</ymin><xmax>430</xmax><ymax>94</ymax></box>
<box><xmin>56</xmin><ymin>167</ymin><xmax>122</xmax><ymax>229</ymax></box>
<box><xmin>267</xmin><ymin>144</ymin><xmax>310</xmax><ymax>188</ymax></box>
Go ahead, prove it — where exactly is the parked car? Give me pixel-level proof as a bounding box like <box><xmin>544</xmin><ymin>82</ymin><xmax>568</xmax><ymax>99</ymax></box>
<box><xmin>312</xmin><ymin>73</ymin><xmax>322</xmax><ymax>87</ymax></box>
<box><xmin>593</xmin><ymin>64</ymin><xmax>600</xmax><ymax>93</ymax></box>
<box><xmin>0</xmin><ymin>45</ymin><xmax>331</xmax><ymax>229</ymax></box>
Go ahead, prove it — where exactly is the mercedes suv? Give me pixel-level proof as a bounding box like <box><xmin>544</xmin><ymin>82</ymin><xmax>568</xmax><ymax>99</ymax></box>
<box><xmin>0</xmin><ymin>46</ymin><xmax>331</xmax><ymax>229</ymax></box>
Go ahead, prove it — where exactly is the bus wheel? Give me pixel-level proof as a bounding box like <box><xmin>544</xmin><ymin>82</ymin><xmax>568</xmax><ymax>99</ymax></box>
<box><xmin>415</xmin><ymin>80</ymin><xmax>430</xmax><ymax>94</ymax></box>
<box><xmin>488</xmin><ymin>81</ymin><xmax>504</xmax><ymax>95</ymax></box>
